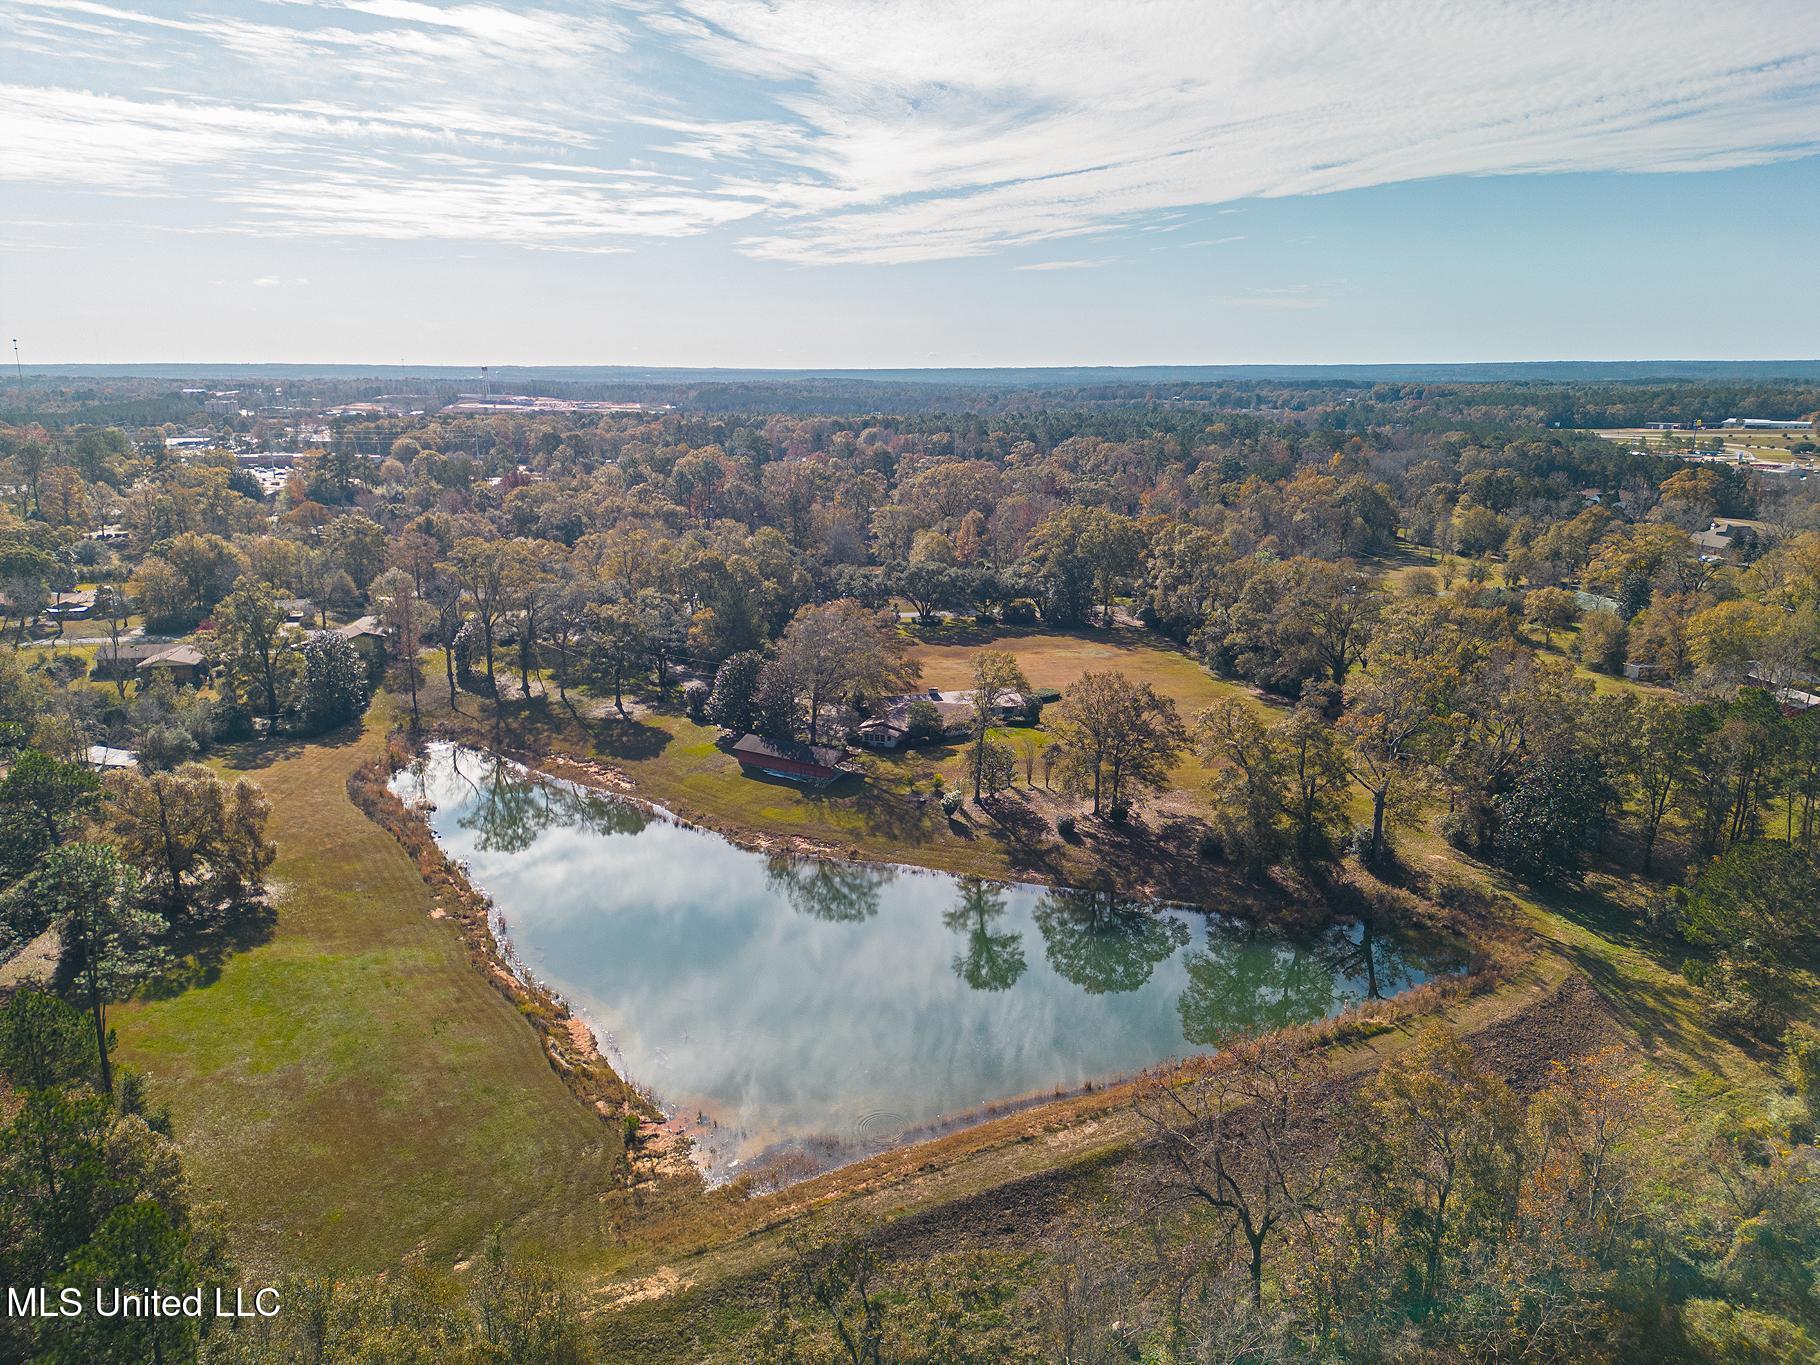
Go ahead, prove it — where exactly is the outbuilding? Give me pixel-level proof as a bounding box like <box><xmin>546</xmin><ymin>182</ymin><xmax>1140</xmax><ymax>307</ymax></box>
<box><xmin>729</xmin><ymin>733</ymin><xmax>849</xmax><ymax>784</ymax></box>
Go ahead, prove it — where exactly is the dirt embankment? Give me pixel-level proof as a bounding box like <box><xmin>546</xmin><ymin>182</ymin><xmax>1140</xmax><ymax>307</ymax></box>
<box><xmin>597</xmin><ymin>966</ymin><xmax>1611</xmax><ymax>1354</ymax></box>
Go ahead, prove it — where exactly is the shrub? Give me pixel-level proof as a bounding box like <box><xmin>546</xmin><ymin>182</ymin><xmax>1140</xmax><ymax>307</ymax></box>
<box><xmin>1782</xmin><ymin>1022</ymin><xmax>1820</xmax><ymax>1127</ymax></box>
<box><xmin>706</xmin><ymin>650</ymin><xmax>764</xmax><ymax>732</ymax></box>
<box><xmin>1438</xmin><ymin>809</ymin><xmax>1476</xmax><ymax>852</ymax></box>
<box><xmin>297</xmin><ymin>631</ymin><xmax>370</xmax><ymax>734</ymax></box>
<box><xmin>1197</xmin><ymin>830</ymin><xmax>1224</xmax><ymax>861</ymax></box>
<box><xmin>1056</xmin><ymin>813</ymin><xmax>1077</xmax><ymax>839</ymax></box>
<box><xmin>1105</xmin><ymin>800</ymin><xmax>1130</xmax><ymax>824</ymax></box>
<box><xmin>941</xmin><ymin>791</ymin><xmax>963</xmax><ymax>817</ymax></box>
<box><xmin>975</xmin><ymin>738</ymin><xmax>1017</xmax><ymax>796</ymax></box>
<box><xmin>1002</xmin><ymin>598</ymin><xmax>1039</xmax><ymax>625</ymax></box>
<box><xmin>903</xmin><ymin>699</ymin><xmax>944</xmax><ymax>746</ymax></box>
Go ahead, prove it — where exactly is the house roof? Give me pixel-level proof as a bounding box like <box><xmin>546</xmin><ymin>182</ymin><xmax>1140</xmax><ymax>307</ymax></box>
<box><xmin>97</xmin><ymin>641</ymin><xmax>177</xmax><ymax>665</ymax></box>
<box><xmin>333</xmin><ymin>614</ymin><xmax>386</xmax><ymax>640</ymax></box>
<box><xmin>139</xmin><ymin>644</ymin><xmax>205</xmax><ymax>669</ymax></box>
<box><xmin>731</xmin><ymin>733</ymin><xmax>847</xmax><ymax>769</ymax></box>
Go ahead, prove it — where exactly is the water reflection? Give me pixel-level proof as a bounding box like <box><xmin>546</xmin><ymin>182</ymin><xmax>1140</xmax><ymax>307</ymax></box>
<box><xmin>393</xmin><ymin>744</ymin><xmax>1459</xmax><ymax>1177</ymax></box>
<box><xmin>942</xmin><ymin>878</ymin><xmax>1027</xmax><ymax>993</ymax></box>
<box><xmin>1033</xmin><ymin>885</ymin><xmax>1192</xmax><ymax>995</ymax></box>
<box><xmin>437</xmin><ymin>747</ymin><xmax>650</xmax><ymax>853</ymax></box>
<box><xmin>765</xmin><ymin>856</ymin><xmax>895</xmax><ymax>923</ymax></box>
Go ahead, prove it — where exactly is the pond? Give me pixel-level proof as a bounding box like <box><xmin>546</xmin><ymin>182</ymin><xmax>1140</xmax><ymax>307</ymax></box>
<box><xmin>393</xmin><ymin>743</ymin><xmax>1459</xmax><ymax>1179</ymax></box>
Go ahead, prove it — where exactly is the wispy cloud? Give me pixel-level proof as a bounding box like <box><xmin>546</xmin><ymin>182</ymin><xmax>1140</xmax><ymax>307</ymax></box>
<box><xmin>1</xmin><ymin>0</ymin><xmax>1817</xmax><ymax>261</ymax></box>
<box><xmin>1224</xmin><ymin>284</ymin><xmax>1327</xmax><ymax>310</ymax></box>
<box><xmin>1014</xmin><ymin>258</ymin><xmax>1114</xmax><ymax>272</ymax></box>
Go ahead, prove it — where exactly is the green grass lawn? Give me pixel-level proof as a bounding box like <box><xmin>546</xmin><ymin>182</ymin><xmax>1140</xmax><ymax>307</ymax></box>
<box><xmin>425</xmin><ymin>627</ymin><xmax>1288</xmax><ymax>902</ymax></box>
<box><xmin>110</xmin><ymin>702</ymin><xmax>628</xmax><ymax>1278</ymax></box>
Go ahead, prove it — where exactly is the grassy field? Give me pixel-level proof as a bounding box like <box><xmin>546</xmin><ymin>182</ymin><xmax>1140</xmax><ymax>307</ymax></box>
<box><xmin>905</xmin><ymin>621</ymin><xmax>1263</xmax><ymax>716</ymax></box>
<box><xmin>110</xmin><ymin>700</ymin><xmax>629</xmax><ymax>1278</ymax></box>
<box><xmin>1591</xmin><ymin>426</ymin><xmax>1819</xmax><ymax>461</ymax></box>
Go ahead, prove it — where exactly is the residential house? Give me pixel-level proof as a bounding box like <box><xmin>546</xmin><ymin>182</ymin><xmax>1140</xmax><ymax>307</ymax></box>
<box><xmin>91</xmin><ymin>641</ymin><xmax>178</xmax><ymax>681</ymax></box>
<box><xmin>44</xmin><ymin>588</ymin><xmax>98</xmax><ymax>621</ymax></box>
<box><xmin>855</xmin><ymin>686</ymin><xmax>1035</xmax><ymax>750</ymax></box>
<box><xmin>138</xmin><ymin>644</ymin><xmax>208</xmax><ymax>686</ymax></box>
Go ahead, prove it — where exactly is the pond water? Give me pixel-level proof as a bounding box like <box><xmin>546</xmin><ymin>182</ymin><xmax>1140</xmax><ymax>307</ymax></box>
<box><xmin>394</xmin><ymin>744</ymin><xmax>1458</xmax><ymax>1178</ymax></box>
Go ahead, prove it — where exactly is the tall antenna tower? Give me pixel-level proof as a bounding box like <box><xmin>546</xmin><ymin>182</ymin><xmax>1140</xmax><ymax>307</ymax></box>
<box><xmin>480</xmin><ymin>364</ymin><xmax>489</xmax><ymax>402</ymax></box>
<box><xmin>10</xmin><ymin>339</ymin><xmax>20</xmax><ymax>398</ymax></box>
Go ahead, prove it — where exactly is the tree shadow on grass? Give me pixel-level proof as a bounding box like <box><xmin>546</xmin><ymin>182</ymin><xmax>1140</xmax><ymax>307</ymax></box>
<box><xmin>477</xmin><ymin>694</ymin><xmax>673</xmax><ymax>765</ymax></box>
<box><xmin>1511</xmin><ymin>874</ymin><xmax>1764</xmax><ymax>1077</ymax></box>
<box><xmin>216</xmin><ymin>718</ymin><xmax>367</xmax><ymax>772</ymax></box>
<box><xmin>585</xmin><ymin>715</ymin><xmax>672</xmax><ymax>763</ymax></box>
<box><xmin>133</xmin><ymin>899</ymin><xmax>280</xmax><ymax>1002</ymax></box>
<box><xmin>972</xmin><ymin>793</ymin><xmax>1067</xmax><ymax>881</ymax></box>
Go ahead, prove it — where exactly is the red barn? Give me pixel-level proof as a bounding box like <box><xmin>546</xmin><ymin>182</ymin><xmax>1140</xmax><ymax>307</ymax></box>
<box><xmin>730</xmin><ymin>733</ymin><xmax>849</xmax><ymax>784</ymax></box>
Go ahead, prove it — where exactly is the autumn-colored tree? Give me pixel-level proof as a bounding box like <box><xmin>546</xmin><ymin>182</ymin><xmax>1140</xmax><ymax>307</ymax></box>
<box><xmin>1051</xmin><ymin>671</ymin><xmax>1187</xmax><ymax>816</ymax></box>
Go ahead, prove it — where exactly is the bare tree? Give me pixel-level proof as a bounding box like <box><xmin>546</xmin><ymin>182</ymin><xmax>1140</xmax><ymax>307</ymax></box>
<box><xmin>372</xmin><ymin>567</ymin><xmax>422</xmax><ymax>728</ymax></box>
<box><xmin>969</xmin><ymin>649</ymin><xmax>1029</xmax><ymax>800</ymax></box>
<box><xmin>1139</xmin><ymin>1035</ymin><xmax>1333</xmax><ymax>1305</ymax></box>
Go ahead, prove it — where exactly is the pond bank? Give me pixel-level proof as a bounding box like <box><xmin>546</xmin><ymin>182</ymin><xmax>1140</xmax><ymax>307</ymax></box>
<box><xmin>347</xmin><ymin>736</ymin><xmax>698</xmax><ymax>1187</ymax></box>
<box><xmin>387</xmin><ymin>739</ymin><xmax>1492</xmax><ymax>1186</ymax></box>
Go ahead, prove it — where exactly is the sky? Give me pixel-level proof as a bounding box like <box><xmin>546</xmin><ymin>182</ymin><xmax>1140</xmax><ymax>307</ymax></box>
<box><xmin>2</xmin><ymin>0</ymin><xmax>1818</xmax><ymax>368</ymax></box>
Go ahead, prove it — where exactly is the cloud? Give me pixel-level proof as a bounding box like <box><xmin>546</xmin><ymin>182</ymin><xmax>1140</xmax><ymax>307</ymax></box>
<box><xmin>1014</xmin><ymin>258</ymin><xmax>1113</xmax><ymax>271</ymax></box>
<box><xmin>1223</xmin><ymin>284</ymin><xmax>1329</xmax><ymax>310</ymax></box>
<box><xmin>1</xmin><ymin>0</ymin><xmax>1817</xmax><ymax>261</ymax></box>
<box><xmin>672</xmin><ymin>0</ymin><xmax>1820</xmax><ymax>263</ymax></box>
<box><xmin>225</xmin><ymin>167</ymin><xmax>763</xmax><ymax>245</ymax></box>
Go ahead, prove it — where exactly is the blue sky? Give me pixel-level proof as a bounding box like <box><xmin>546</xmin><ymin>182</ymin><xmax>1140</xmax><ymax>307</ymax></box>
<box><xmin>3</xmin><ymin>0</ymin><xmax>1818</xmax><ymax>367</ymax></box>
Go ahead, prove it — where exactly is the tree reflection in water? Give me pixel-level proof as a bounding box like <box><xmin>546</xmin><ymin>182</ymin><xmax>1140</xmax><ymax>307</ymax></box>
<box><xmin>1032</xmin><ymin>885</ymin><xmax>1191</xmax><ymax>995</ymax></box>
<box><xmin>764</xmin><ymin>856</ymin><xmax>897</xmax><ymax>923</ymax></box>
<box><xmin>446</xmin><ymin>750</ymin><xmax>650</xmax><ymax>854</ymax></box>
<box><xmin>1175</xmin><ymin>919</ymin><xmax>1342</xmax><ymax>1047</ymax></box>
<box><xmin>942</xmin><ymin>877</ymin><xmax>1027</xmax><ymax>992</ymax></box>
<box><xmin>1174</xmin><ymin>917</ymin><xmax>1444</xmax><ymax>1046</ymax></box>
<box><xmin>1307</xmin><ymin>915</ymin><xmax>1431</xmax><ymax>1002</ymax></box>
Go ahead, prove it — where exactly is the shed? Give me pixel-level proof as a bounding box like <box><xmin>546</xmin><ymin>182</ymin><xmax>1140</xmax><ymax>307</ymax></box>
<box><xmin>730</xmin><ymin>733</ymin><xmax>849</xmax><ymax>784</ymax></box>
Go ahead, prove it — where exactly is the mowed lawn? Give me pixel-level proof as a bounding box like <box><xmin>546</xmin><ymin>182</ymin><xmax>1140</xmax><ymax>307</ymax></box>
<box><xmin>452</xmin><ymin>625</ymin><xmax>1278</xmax><ymax>892</ymax></box>
<box><xmin>907</xmin><ymin>624</ymin><xmax>1251</xmax><ymax>710</ymax></box>
<box><xmin>909</xmin><ymin>623</ymin><xmax>1274</xmax><ymax>795</ymax></box>
<box><xmin>110</xmin><ymin>706</ymin><xmax>624</xmax><ymax>1278</ymax></box>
